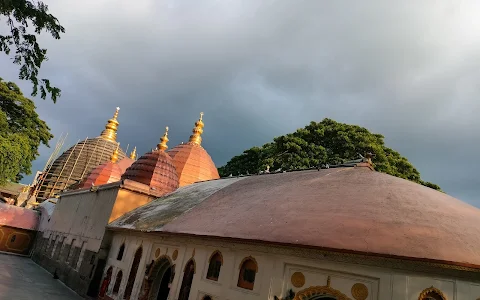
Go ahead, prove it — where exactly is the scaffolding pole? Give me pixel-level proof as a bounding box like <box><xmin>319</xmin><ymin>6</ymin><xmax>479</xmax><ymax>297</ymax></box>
<box><xmin>79</xmin><ymin>138</ymin><xmax>99</xmax><ymax>179</ymax></box>
<box><xmin>64</xmin><ymin>137</ymin><xmax>88</xmax><ymax>188</ymax></box>
<box><xmin>33</xmin><ymin>133</ymin><xmax>68</xmax><ymax>199</ymax></box>
<box><xmin>48</xmin><ymin>139</ymin><xmax>80</xmax><ymax>198</ymax></box>
<box><xmin>42</xmin><ymin>132</ymin><xmax>65</xmax><ymax>172</ymax></box>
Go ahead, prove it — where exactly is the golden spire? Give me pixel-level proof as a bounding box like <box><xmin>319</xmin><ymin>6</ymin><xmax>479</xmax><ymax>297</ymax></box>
<box><xmin>157</xmin><ymin>126</ymin><xmax>169</xmax><ymax>151</ymax></box>
<box><xmin>130</xmin><ymin>146</ymin><xmax>137</xmax><ymax>160</ymax></box>
<box><xmin>111</xmin><ymin>143</ymin><xmax>120</xmax><ymax>163</ymax></box>
<box><xmin>188</xmin><ymin>112</ymin><xmax>204</xmax><ymax>146</ymax></box>
<box><xmin>100</xmin><ymin>107</ymin><xmax>120</xmax><ymax>142</ymax></box>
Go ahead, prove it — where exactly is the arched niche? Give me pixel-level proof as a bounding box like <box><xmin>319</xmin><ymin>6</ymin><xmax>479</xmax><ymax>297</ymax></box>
<box><xmin>206</xmin><ymin>250</ymin><xmax>223</xmax><ymax>281</ymax></box>
<box><xmin>142</xmin><ymin>255</ymin><xmax>174</xmax><ymax>300</ymax></box>
<box><xmin>418</xmin><ymin>286</ymin><xmax>447</xmax><ymax>300</ymax></box>
<box><xmin>293</xmin><ymin>277</ymin><xmax>351</xmax><ymax>300</ymax></box>
<box><xmin>237</xmin><ymin>256</ymin><xmax>258</xmax><ymax>290</ymax></box>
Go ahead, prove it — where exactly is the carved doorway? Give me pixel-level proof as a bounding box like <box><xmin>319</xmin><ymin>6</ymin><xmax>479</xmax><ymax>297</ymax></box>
<box><xmin>156</xmin><ymin>267</ymin><xmax>172</xmax><ymax>300</ymax></box>
<box><xmin>293</xmin><ymin>276</ymin><xmax>351</xmax><ymax>300</ymax></box>
<box><xmin>145</xmin><ymin>256</ymin><xmax>174</xmax><ymax>300</ymax></box>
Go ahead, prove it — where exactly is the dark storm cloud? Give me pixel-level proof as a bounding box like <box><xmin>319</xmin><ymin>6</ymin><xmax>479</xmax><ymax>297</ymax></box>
<box><xmin>1</xmin><ymin>0</ymin><xmax>479</xmax><ymax>205</ymax></box>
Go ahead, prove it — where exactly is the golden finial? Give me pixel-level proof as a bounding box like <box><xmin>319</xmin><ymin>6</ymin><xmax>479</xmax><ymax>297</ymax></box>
<box><xmin>130</xmin><ymin>146</ymin><xmax>137</xmax><ymax>160</ymax></box>
<box><xmin>157</xmin><ymin>126</ymin><xmax>169</xmax><ymax>151</ymax></box>
<box><xmin>100</xmin><ymin>107</ymin><xmax>120</xmax><ymax>142</ymax></box>
<box><xmin>111</xmin><ymin>143</ymin><xmax>120</xmax><ymax>163</ymax></box>
<box><xmin>188</xmin><ymin>112</ymin><xmax>204</xmax><ymax>146</ymax></box>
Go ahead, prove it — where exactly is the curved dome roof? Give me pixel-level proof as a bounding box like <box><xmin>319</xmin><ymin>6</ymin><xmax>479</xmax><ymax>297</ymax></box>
<box><xmin>168</xmin><ymin>113</ymin><xmax>219</xmax><ymax>187</ymax></box>
<box><xmin>0</xmin><ymin>203</ymin><xmax>39</xmax><ymax>230</ymax></box>
<box><xmin>111</xmin><ymin>166</ymin><xmax>480</xmax><ymax>269</ymax></box>
<box><xmin>36</xmin><ymin>108</ymin><xmax>126</xmax><ymax>201</ymax></box>
<box><xmin>78</xmin><ymin>146</ymin><xmax>125</xmax><ymax>188</ymax></box>
<box><xmin>122</xmin><ymin>128</ymin><xmax>179</xmax><ymax>196</ymax></box>
<box><xmin>168</xmin><ymin>143</ymin><xmax>220</xmax><ymax>187</ymax></box>
<box><xmin>78</xmin><ymin>161</ymin><xmax>123</xmax><ymax>188</ymax></box>
<box><xmin>117</xmin><ymin>157</ymin><xmax>134</xmax><ymax>174</ymax></box>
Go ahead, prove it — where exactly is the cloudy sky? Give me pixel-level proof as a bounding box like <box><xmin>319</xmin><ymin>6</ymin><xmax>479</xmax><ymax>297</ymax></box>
<box><xmin>1</xmin><ymin>0</ymin><xmax>479</xmax><ymax>206</ymax></box>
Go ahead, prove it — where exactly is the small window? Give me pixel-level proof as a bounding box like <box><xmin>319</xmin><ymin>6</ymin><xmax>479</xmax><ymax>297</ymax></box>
<box><xmin>203</xmin><ymin>296</ymin><xmax>212</xmax><ymax>300</ymax></box>
<box><xmin>10</xmin><ymin>235</ymin><xmax>16</xmax><ymax>243</ymax></box>
<box><xmin>206</xmin><ymin>251</ymin><xmax>223</xmax><ymax>281</ymax></box>
<box><xmin>113</xmin><ymin>270</ymin><xmax>123</xmax><ymax>294</ymax></box>
<box><xmin>117</xmin><ymin>243</ymin><xmax>125</xmax><ymax>260</ymax></box>
<box><xmin>237</xmin><ymin>257</ymin><xmax>258</xmax><ymax>290</ymax></box>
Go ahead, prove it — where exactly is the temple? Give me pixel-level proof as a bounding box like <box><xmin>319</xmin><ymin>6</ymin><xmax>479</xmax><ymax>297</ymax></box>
<box><xmin>32</xmin><ymin>108</ymin><xmax>127</xmax><ymax>202</ymax></box>
<box><xmin>167</xmin><ymin>113</ymin><xmax>220</xmax><ymax>187</ymax></box>
<box><xmin>2</xmin><ymin>108</ymin><xmax>480</xmax><ymax>300</ymax></box>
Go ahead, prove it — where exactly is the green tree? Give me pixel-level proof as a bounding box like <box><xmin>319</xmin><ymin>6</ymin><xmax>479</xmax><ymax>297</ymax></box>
<box><xmin>0</xmin><ymin>0</ymin><xmax>65</xmax><ymax>102</ymax></box>
<box><xmin>219</xmin><ymin>118</ymin><xmax>441</xmax><ymax>191</ymax></box>
<box><xmin>0</xmin><ymin>78</ymin><xmax>52</xmax><ymax>185</ymax></box>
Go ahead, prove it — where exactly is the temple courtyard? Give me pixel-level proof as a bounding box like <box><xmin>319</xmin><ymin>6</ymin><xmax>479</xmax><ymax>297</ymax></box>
<box><xmin>0</xmin><ymin>254</ymin><xmax>82</xmax><ymax>300</ymax></box>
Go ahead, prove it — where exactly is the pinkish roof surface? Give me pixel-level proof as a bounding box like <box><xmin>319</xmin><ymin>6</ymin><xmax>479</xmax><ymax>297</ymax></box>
<box><xmin>110</xmin><ymin>167</ymin><xmax>480</xmax><ymax>269</ymax></box>
<box><xmin>117</xmin><ymin>157</ymin><xmax>134</xmax><ymax>174</ymax></box>
<box><xmin>0</xmin><ymin>203</ymin><xmax>39</xmax><ymax>230</ymax></box>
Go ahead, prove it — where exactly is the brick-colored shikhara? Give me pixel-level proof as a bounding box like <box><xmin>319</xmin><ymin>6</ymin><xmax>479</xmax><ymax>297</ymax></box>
<box><xmin>167</xmin><ymin>143</ymin><xmax>219</xmax><ymax>187</ymax></box>
<box><xmin>122</xmin><ymin>126</ymin><xmax>179</xmax><ymax>196</ymax></box>
<box><xmin>167</xmin><ymin>112</ymin><xmax>219</xmax><ymax>187</ymax></box>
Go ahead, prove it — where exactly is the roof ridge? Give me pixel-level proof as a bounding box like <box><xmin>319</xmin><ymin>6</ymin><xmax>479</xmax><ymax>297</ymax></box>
<box><xmin>219</xmin><ymin>159</ymin><xmax>373</xmax><ymax>180</ymax></box>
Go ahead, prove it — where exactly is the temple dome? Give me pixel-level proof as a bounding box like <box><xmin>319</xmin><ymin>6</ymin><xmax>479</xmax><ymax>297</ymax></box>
<box><xmin>78</xmin><ymin>146</ymin><xmax>123</xmax><ymax>189</ymax></box>
<box><xmin>117</xmin><ymin>147</ymin><xmax>137</xmax><ymax>173</ymax></box>
<box><xmin>168</xmin><ymin>113</ymin><xmax>219</xmax><ymax>187</ymax></box>
<box><xmin>34</xmin><ymin>108</ymin><xmax>126</xmax><ymax>201</ymax></box>
<box><xmin>122</xmin><ymin>127</ymin><xmax>179</xmax><ymax>196</ymax></box>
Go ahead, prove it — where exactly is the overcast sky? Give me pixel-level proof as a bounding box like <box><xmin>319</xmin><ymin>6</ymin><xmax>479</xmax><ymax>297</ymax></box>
<box><xmin>1</xmin><ymin>0</ymin><xmax>479</xmax><ymax>206</ymax></box>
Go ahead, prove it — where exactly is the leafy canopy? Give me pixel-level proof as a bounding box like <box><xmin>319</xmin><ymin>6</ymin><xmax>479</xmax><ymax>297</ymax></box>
<box><xmin>0</xmin><ymin>78</ymin><xmax>52</xmax><ymax>185</ymax></box>
<box><xmin>218</xmin><ymin>118</ymin><xmax>441</xmax><ymax>191</ymax></box>
<box><xmin>0</xmin><ymin>0</ymin><xmax>64</xmax><ymax>102</ymax></box>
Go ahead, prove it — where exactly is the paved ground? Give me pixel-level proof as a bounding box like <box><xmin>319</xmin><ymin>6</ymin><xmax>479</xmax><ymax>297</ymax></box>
<box><xmin>0</xmin><ymin>253</ymin><xmax>83</xmax><ymax>300</ymax></box>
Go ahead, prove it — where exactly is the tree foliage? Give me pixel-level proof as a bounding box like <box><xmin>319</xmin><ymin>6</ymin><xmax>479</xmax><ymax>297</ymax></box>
<box><xmin>218</xmin><ymin>118</ymin><xmax>441</xmax><ymax>191</ymax></box>
<box><xmin>0</xmin><ymin>78</ymin><xmax>52</xmax><ymax>185</ymax></box>
<box><xmin>0</xmin><ymin>0</ymin><xmax>64</xmax><ymax>102</ymax></box>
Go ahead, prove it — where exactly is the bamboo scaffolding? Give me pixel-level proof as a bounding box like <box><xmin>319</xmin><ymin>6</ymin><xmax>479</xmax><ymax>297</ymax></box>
<box><xmin>79</xmin><ymin>139</ymin><xmax>99</xmax><ymax>180</ymax></box>
<box><xmin>49</xmin><ymin>139</ymin><xmax>80</xmax><ymax>198</ymax></box>
<box><xmin>33</xmin><ymin>133</ymin><xmax>68</xmax><ymax>198</ymax></box>
<box><xmin>64</xmin><ymin>137</ymin><xmax>88</xmax><ymax>188</ymax></box>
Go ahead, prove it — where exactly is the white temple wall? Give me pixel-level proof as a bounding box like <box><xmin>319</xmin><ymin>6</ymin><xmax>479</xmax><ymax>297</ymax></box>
<box><xmin>42</xmin><ymin>187</ymin><xmax>119</xmax><ymax>252</ymax></box>
<box><xmin>103</xmin><ymin>231</ymin><xmax>480</xmax><ymax>300</ymax></box>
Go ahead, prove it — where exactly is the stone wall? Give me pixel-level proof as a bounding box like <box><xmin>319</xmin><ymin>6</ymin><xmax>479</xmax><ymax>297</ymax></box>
<box><xmin>0</xmin><ymin>225</ymin><xmax>36</xmax><ymax>256</ymax></box>
<box><xmin>31</xmin><ymin>235</ymin><xmax>101</xmax><ymax>297</ymax></box>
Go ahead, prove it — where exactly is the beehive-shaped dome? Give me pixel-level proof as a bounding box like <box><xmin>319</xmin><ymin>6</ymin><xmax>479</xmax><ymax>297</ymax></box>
<box><xmin>35</xmin><ymin>108</ymin><xmax>126</xmax><ymax>201</ymax></box>
<box><xmin>78</xmin><ymin>146</ymin><xmax>124</xmax><ymax>189</ymax></box>
<box><xmin>117</xmin><ymin>147</ymin><xmax>137</xmax><ymax>173</ymax></box>
<box><xmin>122</xmin><ymin>127</ymin><xmax>179</xmax><ymax>195</ymax></box>
<box><xmin>168</xmin><ymin>113</ymin><xmax>219</xmax><ymax>187</ymax></box>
